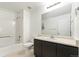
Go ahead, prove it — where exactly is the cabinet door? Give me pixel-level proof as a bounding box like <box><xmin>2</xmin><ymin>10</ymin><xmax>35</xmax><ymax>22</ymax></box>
<box><xmin>57</xmin><ymin>44</ymin><xmax>78</xmax><ymax>57</ymax></box>
<box><xmin>67</xmin><ymin>46</ymin><xmax>78</xmax><ymax>57</ymax></box>
<box><xmin>34</xmin><ymin>39</ymin><xmax>42</xmax><ymax>57</ymax></box>
<box><xmin>42</xmin><ymin>41</ymin><xmax>56</xmax><ymax>57</ymax></box>
<box><xmin>57</xmin><ymin>44</ymin><xmax>69</xmax><ymax>57</ymax></box>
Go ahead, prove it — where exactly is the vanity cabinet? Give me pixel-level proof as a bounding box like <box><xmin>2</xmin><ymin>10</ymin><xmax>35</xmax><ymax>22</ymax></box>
<box><xmin>57</xmin><ymin>44</ymin><xmax>78</xmax><ymax>57</ymax></box>
<box><xmin>34</xmin><ymin>39</ymin><xmax>56</xmax><ymax>57</ymax></box>
<box><xmin>42</xmin><ymin>40</ymin><xmax>56</xmax><ymax>57</ymax></box>
<box><xmin>34</xmin><ymin>39</ymin><xmax>42</xmax><ymax>56</ymax></box>
<box><xmin>34</xmin><ymin>39</ymin><xmax>78</xmax><ymax>57</ymax></box>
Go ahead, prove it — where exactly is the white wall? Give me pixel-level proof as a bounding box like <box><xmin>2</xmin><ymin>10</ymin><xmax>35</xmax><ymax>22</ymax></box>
<box><xmin>0</xmin><ymin>8</ymin><xmax>16</xmax><ymax>47</ymax></box>
<box><xmin>23</xmin><ymin>9</ymin><xmax>31</xmax><ymax>43</ymax></box>
<box><xmin>43</xmin><ymin>13</ymin><xmax>70</xmax><ymax>36</ymax></box>
<box><xmin>71</xmin><ymin>3</ymin><xmax>79</xmax><ymax>40</ymax></box>
<box><xmin>15</xmin><ymin>8</ymin><xmax>41</xmax><ymax>44</ymax></box>
<box><xmin>30</xmin><ymin>8</ymin><xmax>41</xmax><ymax>42</ymax></box>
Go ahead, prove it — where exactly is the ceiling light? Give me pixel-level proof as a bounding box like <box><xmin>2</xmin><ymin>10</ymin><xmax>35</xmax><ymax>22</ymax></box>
<box><xmin>47</xmin><ymin>2</ymin><xmax>61</xmax><ymax>9</ymax></box>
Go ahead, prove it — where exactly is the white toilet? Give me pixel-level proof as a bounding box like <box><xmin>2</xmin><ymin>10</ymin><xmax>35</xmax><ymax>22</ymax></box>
<box><xmin>22</xmin><ymin>42</ymin><xmax>34</xmax><ymax>57</ymax></box>
<box><xmin>23</xmin><ymin>42</ymin><xmax>33</xmax><ymax>49</ymax></box>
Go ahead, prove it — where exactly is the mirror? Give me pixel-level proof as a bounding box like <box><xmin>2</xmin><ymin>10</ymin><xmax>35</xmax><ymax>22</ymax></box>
<box><xmin>41</xmin><ymin>4</ymin><xmax>72</xmax><ymax>37</ymax></box>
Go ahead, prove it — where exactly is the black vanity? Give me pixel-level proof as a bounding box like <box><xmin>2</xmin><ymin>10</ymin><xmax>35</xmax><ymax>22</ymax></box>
<box><xmin>34</xmin><ymin>39</ymin><xmax>78</xmax><ymax>57</ymax></box>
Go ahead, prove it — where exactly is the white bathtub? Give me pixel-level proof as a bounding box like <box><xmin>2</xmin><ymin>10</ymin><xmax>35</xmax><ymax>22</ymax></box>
<box><xmin>0</xmin><ymin>43</ymin><xmax>24</xmax><ymax>57</ymax></box>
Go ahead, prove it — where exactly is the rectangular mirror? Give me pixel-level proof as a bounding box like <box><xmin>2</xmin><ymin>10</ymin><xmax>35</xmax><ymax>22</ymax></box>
<box><xmin>42</xmin><ymin>4</ymin><xmax>72</xmax><ymax>37</ymax></box>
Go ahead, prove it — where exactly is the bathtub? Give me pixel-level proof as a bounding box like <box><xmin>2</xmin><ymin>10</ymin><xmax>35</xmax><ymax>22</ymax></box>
<box><xmin>0</xmin><ymin>43</ymin><xmax>25</xmax><ymax>57</ymax></box>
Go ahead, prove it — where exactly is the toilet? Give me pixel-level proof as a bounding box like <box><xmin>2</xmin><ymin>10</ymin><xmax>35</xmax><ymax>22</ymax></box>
<box><xmin>23</xmin><ymin>42</ymin><xmax>33</xmax><ymax>49</ymax></box>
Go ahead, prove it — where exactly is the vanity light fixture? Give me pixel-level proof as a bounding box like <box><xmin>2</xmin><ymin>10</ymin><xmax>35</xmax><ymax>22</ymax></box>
<box><xmin>46</xmin><ymin>2</ymin><xmax>61</xmax><ymax>9</ymax></box>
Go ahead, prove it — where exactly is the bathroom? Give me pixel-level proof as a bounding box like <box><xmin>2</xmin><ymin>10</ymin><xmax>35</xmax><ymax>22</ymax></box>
<box><xmin>0</xmin><ymin>2</ymin><xmax>79</xmax><ymax>57</ymax></box>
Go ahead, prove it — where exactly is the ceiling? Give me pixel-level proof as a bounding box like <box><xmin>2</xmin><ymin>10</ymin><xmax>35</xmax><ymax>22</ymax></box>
<box><xmin>0</xmin><ymin>2</ymin><xmax>42</xmax><ymax>12</ymax></box>
<box><xmin>0</xmin><ymin>2</ymin><xmax>72</xmax><ymax>14</ymax></box>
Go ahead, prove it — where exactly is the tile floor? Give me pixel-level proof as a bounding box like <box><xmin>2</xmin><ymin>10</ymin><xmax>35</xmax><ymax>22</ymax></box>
<box><xmin>6</xmin><ymin>48</ymin><xmax>34</xmax><ymax>57</ymax></box>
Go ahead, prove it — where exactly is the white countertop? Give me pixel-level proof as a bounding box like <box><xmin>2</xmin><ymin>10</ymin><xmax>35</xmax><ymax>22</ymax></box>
<box><xmin>35</xmin><ymin>35</ymin><xmax>79</xmax><ymax>47</ymax></box>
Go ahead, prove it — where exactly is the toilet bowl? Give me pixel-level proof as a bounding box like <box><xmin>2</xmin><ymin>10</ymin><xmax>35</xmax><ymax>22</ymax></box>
<box><xmin>23</xmin><ymin>42</ymin><xmax>33</xmax><ymax>49</ymax></box>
